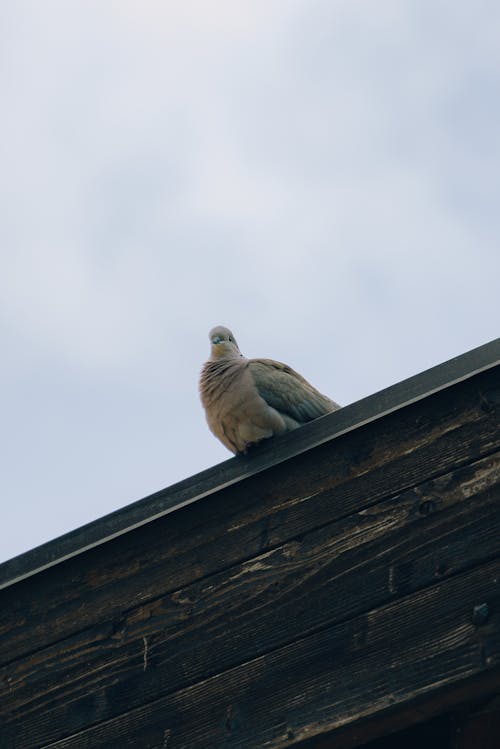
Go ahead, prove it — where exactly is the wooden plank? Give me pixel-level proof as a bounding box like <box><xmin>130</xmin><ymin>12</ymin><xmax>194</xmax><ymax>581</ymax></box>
<box><xmin>1</xmin><ymin>339</ymin><xmax>498</xmax><ymax>593</ymax></box>
<box><xmin>298</xmin><ymin>669</ymin><xmax>500</xmax><ymax>749</ymax></box>
<box><xmin>1</xmin><ymin>451</ymin><xmax>499</xmax><ymax>748</ymax></box>
<box><xmin>0</xmin><ymin>368</ymin><xmax>499</xmax><ymax>667</ymax></box>
<box><xmin>17</xmin><ymin>558</ymin><xmax>500</xmax><ymax>749</ymax></box>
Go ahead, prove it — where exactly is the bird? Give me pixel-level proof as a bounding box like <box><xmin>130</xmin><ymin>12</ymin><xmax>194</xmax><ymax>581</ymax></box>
<box><xmin>199</xmin><ymin>325</ymin><xmax>340</xmax><ymax>454</ymax></box>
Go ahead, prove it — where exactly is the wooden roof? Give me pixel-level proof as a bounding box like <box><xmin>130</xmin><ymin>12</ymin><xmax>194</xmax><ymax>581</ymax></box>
<box><xmin>1</xmin><ymin>338</ymin><xmax>499</xmax><ymax>748</ymax></box>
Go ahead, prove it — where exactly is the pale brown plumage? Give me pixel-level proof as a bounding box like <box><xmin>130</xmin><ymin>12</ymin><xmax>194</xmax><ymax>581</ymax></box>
<box><xmin>199</xmin><ymin>325</ymin><xmax>340</xmax><ymax>454</ymax></box>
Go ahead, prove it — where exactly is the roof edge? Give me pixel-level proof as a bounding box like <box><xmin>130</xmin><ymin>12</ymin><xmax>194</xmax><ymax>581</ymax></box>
<box><xmin>1</xmin><ymin>337</ymin><xmax>499</xmax><ymax>591</ymax></box>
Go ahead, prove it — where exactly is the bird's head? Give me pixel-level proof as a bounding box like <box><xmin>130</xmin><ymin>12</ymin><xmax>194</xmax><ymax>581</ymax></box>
<box><xmin>208</xmin><ymin>326</ymin><xmax>242</xmax><ymax>360</ymax></box>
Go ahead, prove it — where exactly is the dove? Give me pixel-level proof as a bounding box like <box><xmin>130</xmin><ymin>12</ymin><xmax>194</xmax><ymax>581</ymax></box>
<box><xmin>199</xmin><ymin>325</ymin><xmax>340</xmax><ymax>454</ymax></box>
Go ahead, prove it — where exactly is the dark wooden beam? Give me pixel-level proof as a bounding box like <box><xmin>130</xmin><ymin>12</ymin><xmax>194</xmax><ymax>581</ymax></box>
<box><xmin>7</xmin><ymin>558</ymin><xmax>500</xmax><ymax>749</ymax></box>
<box><xmin>1</xmin><ymin>430</ymin><xmax>499</xmax><ymax>745</ymax></box>
<box><xmin>301</xmin><ymin>669</ymin><xmax>500</xmax><ymax>749</ymax></box>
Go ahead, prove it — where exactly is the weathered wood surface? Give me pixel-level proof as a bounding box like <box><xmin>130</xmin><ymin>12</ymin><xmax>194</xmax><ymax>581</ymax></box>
<box><xmin>303</xmin><ymin>669</ymin><xmax>500</xmax><ymax>749</ymax></box>
<box><xmin>0</xmin><ymin>365</ymin><xmax>499</xmax><ymax>748</ymax></box>
<box><xmin>7</xmin><ymin>558</ymin><xmax>500</xmax><ymax>749</ymax></box>
<box><xmin>319</xmin><ymin>690</ymin><xmax>500</xmax><ymax>749</ymax></box>
<box><xmin>1</xmin><ymin>368</ymin><xmax>498</xmax><ymax>665</ymax></box>
<box><xmin>2</xmin><ymin>449</ymin><xmax>500</xmax><ymax>748</ymax></box>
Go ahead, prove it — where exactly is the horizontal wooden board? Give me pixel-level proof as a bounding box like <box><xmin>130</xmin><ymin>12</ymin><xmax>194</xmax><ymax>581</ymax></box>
<box><xmin>0</xmin><ymin>369</ymin><xmax>498</xmax><ymax>670</ymax></box>
<box><xmin>1</xmin><ymin>451</ymin><xmax>499</xmax><ymax>748</ymax></box>
<box><xmin>298</xmin><ymin>668</ymin><xmax>500</xmax><ymax>749</ymax></box>
<box><xmin>25</xmin><ymin>558</ymin><xmax>500</xmax><ymax>748</ymax></box>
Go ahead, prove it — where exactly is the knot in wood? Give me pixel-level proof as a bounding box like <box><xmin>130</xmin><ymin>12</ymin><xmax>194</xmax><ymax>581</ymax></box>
<box><xmin>418</xmin><ymin>499</ymin><xmax>436</xmax><ymax>516</ymax></box>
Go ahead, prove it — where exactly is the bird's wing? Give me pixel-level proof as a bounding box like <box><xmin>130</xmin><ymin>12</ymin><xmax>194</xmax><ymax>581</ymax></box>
<box><xmin>248</xmin><ymin>358</ymin><xmax>339</xmax><ymax>423</ymax></box>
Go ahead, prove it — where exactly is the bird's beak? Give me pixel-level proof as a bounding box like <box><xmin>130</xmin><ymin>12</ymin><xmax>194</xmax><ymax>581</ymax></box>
<box><xmin>212</xmin><ymin>336</ymin><xmax>223</xmax><ymax>345</ymax></box>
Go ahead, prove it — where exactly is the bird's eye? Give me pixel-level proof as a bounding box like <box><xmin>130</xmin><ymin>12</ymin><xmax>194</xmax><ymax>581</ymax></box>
<box><xmin>228</xmin><ymin>336</ymin><xmax>233</xmax><ymax>342</ymax></box>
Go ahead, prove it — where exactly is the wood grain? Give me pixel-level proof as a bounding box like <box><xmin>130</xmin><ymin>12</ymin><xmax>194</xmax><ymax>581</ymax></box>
<box><xmin>0</xmin><ymin>369</ymin><xmax>498</xmax><ymax>667</ymax></box>
<box><xmin>1</xmin><ymin>450</ymin><xmax>499</xmax><ymax>748</ymax></box>
<box><xmin>25</xmin><ymin>559</ymin><xmax>500</xmax><ymax>748</ymax></box>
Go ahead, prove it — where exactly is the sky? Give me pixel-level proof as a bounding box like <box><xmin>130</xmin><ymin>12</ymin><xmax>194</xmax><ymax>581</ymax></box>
<box><xmin>1</xmin><ymin>0</ymin><xmax>499</xmax><ymax>564</ymax></box>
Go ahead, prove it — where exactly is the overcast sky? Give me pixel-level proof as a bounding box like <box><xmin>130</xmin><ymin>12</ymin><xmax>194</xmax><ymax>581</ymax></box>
<box><xmin>1</xmin><ymin>1</ymin><xmax>499</xmax><ymax>563</ymax></box>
